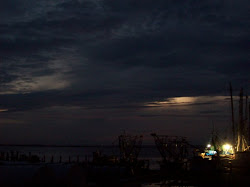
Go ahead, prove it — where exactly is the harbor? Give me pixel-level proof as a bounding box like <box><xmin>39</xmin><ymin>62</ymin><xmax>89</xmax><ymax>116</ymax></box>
<box><xmin>0</xmin><ymin>135</ymin><xmax>249</xmax><ymax>186</ymax></box>
<box><xmin>1</xmin><ymin>85</ymin><xmax>250</xmax><ymax>186</ymax></box>
<box><xmin>0</xmin><ymin>145</ymin><xmax>249</xmax><ymax>186</ymax></box>
<box><xmin>0</xmin><ymin>0</ymin><xmax>249</xmax><ymax>186</ymax></box>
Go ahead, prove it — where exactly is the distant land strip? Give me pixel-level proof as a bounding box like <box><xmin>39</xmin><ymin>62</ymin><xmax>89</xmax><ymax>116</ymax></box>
<box><xmin>0</xmin><ymin>144</ymin><xmax>157</xmax><ymax>147</ymax></box>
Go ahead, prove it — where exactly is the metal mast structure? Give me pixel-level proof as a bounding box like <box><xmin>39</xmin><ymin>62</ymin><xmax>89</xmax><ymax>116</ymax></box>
<box><xmin>249</xmin><ymin>102</ymin><xmax>250</xmax><ymax>146</ymax></box>
<box><xmin>151</xmin><ymin>133</ymin><xmax>188</xmax><ymax>162</ymax></box>
<box><xmin>236</xmin><ymin>88</ymin><xmax>248</xmax><ymax>152</ymax></box>
<box><xmin>118</xmin><ymin>132</ymin><xmax>143</xmax><ymax>162</ymax></box>
<box><xmin>229</xmin><ymin>83</ymin><xmax>236</xmax><ymax>150</ymax></box>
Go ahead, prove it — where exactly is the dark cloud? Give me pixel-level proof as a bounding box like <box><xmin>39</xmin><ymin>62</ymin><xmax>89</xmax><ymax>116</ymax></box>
<box><xmin>0</xmin><ymin>0</ymin><xmax>249</xmax><ymax>144</ymax></box>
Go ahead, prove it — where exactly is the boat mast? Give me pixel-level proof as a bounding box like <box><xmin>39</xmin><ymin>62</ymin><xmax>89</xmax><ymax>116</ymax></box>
<box><xmin>237</xmin><ymin>88</ymin><xmax>244</xmax><ymax>152</ymax></box>
<box><xmin>245</xmin><ymin>95</ymin><xmax>248</xmax><ymax>121</ymax></box>
<box><xmin>229</xmin><ymin>83</ymin><xmax>236</xmax><ymax>150</ymax></box>
<box><xmin>246</xmin><ymin>95</ymin><xmax>249</xmax><ymax>145</ymax></box>
<box><xmin>249</xmin><ymin>102</ymin><xmax>250</xmax><ymax>146</ymax></box>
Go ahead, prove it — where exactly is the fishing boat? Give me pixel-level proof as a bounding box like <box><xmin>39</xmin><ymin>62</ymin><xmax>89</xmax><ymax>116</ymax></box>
<box><xmin>151</xmin><ymin>133</ymin><xmax>189</xmax><ymax>175</ymax></box>
<box><xmin>230</xmin><ymin>86</ymin><xmax>250</xmax><ymax>169</ymax></box>
<box><xmin>202</xmin><ymin>84</ymin><xmax>250</xmax><ymax>170</ymax></box>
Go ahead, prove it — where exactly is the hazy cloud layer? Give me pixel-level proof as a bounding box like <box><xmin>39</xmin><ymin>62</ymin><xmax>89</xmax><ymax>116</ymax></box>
<box><xmin>0</xmin><ymin>0</ymin><xmax>249</xmax><ymax>144</ymax></box>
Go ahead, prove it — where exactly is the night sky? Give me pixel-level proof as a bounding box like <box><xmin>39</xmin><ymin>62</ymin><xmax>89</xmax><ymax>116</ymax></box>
<box><xmin>0</xmin><ymin>0</ymin><xmax>249</xmax><ymax>145</ymax></box>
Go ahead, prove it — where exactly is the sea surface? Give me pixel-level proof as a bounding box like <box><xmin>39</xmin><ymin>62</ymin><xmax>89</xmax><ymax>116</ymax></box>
<box><xmin>2</xmin><ymin>146</ymin><xmax>244</xmax><ymax>186</ymax></box>
<box><xmin>0</xmin><ymin>145</ymin><xmax>162</xmax><ymax>169</ymax></box>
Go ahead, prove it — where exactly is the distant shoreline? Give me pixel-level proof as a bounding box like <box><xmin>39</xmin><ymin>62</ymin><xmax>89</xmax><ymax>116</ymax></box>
<box><xmin>0</xmin><ymin>144</ymin><xmax>156</xmax><ymax>148</ymax></box>
<box><xmin>0</xmin><ymin>144</ymin><xmax>112</xmax><ymax>147</ymax></box>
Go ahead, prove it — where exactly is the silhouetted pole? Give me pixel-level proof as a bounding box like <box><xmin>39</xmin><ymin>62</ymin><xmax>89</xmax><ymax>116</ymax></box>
<box><xmin>245</xmin><ymin>95</ymin><xmax>248</xmax><ymax>121</ymax></box>
<box><xmin>16</xmin><ymin>151</ymin><xmax>19</xmax><ymax>161</ymax></box>
<box><xmin>29</xmin><ymin>152</ymin><xmax>31</xmax><ymax>160</ymax></box>
<box><xmin>10</xmin><ymin>151</ymin><xmax>14</xmax><ymax>161</ymax></box>
<box><xmin>51</xmin><ymin>155</ymin><xmax>54</xmax><ymax>163</ymax></box>
<box><xmin>229</xmin><ymin>83</ymin><xmax>236</xmax><ymax>151</ymax></box>
<box><xmin>245</xmin><ymin>95</ymin><xmax>249</xmax><ymax>145</ymax></box>
<box><xmin>249</xmin><ymin>102</ymin><xmax>250</xmax><ymax>145</ymax></box>
<box><xmin>6</xmin><ymin>152</ymin><xmax>9</xmax><ymax>161</ymax></box>
<box><xmin>238</xmin><ymin>88</ymin><xmax>244</xmax><ymax>152</ymax></box>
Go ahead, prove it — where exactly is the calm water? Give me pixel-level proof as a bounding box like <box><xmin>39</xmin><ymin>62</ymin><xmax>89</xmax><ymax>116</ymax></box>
<box><xmin>1</xmin><ymin>146</ymin><xmax>238</xmax><ymax>186</ymax></box>
<box><xmin>0</xmin><ymin>145</ymin><xmax>161</xmax><ymax>169</ymax></box>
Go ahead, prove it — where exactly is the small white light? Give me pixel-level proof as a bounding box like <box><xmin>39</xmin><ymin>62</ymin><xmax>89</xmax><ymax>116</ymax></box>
<box><xmin>207</xmin><ymin>144</ymin><xmax>211</xmax><ymax>148</ymax></box>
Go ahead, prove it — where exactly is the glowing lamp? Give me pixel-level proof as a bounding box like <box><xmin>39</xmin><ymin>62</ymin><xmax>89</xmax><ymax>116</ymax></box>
<box><xmin>207</xmin><ymin>144</ymin><xmax>211</xmax><ymax>148</ymax></box>
<box><xmin>223</xmin><ymin>144</ymin><xmax>232</xmax><ymax>151</ymax></box>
